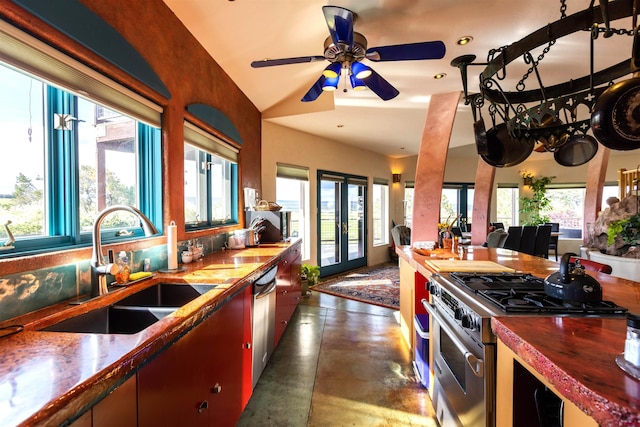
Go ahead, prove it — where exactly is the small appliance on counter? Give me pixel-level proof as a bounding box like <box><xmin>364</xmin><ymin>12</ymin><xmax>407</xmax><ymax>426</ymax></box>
<box><xmin>246</xmin><ymin>211</ymin><xmax>291</xmax><ymax>243</ymax></box>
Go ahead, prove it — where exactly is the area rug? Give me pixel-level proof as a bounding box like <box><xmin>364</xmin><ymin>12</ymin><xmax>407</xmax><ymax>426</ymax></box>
<box><xmin>311</xmin><ymin>263</ymin><xmax>399</xmax><ymax>310</ymax></box>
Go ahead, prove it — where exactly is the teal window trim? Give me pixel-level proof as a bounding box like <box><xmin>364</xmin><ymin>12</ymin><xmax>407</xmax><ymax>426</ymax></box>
<box><xmin>185</xmin><ymin>156</ymin><xmax>238</xmax><ymax>230</ymax></box>
<box><xmin>4</xmin><ymin>87</ymin><xmax>163</xmax><ymax>258</ymax></box>
<box><xmin>230</xmin><ymin>164</ymin><xmax>239</xmax><ymax>223</ymax></box>
<box><xmin>138</xmin><ymin>123</ymin><xmax>163</xmax><ymax>234</ymax></box>
<box><xmin>48</xmin><ymin>87</ymin><xmax>78</xmax><ymax>240</ymax></box>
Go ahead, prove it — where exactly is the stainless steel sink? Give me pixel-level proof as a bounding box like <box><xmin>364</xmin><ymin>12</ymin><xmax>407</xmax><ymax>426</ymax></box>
<box><xmin>40</xmin><ymin>305</ymin><xmax>171</xmax><ymax>334</ymax></box>
<box><xmin>40</xmin><ymin>283</ymin><xmax>217</xmax><ymax>334</ymax></box>
<box><xmin>114</xmin><ymin>283</ymin><xmax>217</xmax><ymax>308</ymax></box>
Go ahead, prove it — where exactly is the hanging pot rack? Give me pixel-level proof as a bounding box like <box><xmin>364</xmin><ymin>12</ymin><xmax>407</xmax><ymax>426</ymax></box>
<box><xmin>453</xmin><ymin>0</ymin><xmax>638</xmax><ymax>161</ymax></box>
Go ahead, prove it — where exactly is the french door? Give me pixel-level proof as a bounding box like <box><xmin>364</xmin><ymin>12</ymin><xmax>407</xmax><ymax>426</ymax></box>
<box><xmin>317</xmin><ymin>171</ymin><xmax>367</xmax><ymax>277</ymax></box>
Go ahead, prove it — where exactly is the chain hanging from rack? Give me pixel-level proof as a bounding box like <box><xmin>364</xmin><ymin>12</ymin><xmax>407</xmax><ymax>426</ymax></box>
<box><xmin>468</xmin><ymin>0</ymin><xmax>637</xmax><ymax>157</ymax></box>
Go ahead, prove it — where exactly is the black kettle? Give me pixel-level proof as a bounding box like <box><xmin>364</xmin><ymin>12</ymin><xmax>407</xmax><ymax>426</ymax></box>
<box><xmin>544</xmin><ymin>253</ymin><xmax>603</xmax><ymax>303</ymax></box>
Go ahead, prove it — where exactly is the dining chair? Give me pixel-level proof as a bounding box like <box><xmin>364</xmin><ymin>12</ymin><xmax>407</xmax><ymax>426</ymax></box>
<box><xmin>486</xmin><ymin>229</ymin><xmax>509</xmax><ymax>248</ymax></box>
<box><xmin>391</xmin><ymin>225</ymin><xmax>411</xmax><ymax>246</ymax></box>
<box><xmin>490</xmin><ymin>222</ymin><xmax>505</xmax><ymax>230</ymax></box>
<box><xmin>503</xmin><ymin>226</ymin><xmax>522</xmax><ymax>251</ymax></box>
<box><xmin>451</xmin><ymin>226</ymin><xmax>471</xmax><ymax>245</ymax></box>
<box><xmin>534</xmin><ymin>225</ymin><xmax>552</xmax><ymax>259</ymax></box>
<box><xmin>519</xmin><ymin>226</ymin><xmax>537</xmax><ymax>255</ymax></box>
<box><xmin>545</xmin><ymin>222</ymin><xmax>560</xmax><ymax>261</ymax></box>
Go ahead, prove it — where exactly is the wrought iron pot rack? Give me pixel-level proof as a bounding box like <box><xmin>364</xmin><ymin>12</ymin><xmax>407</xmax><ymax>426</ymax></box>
<box><xmin>453</xmin><ymin>0</ymin><xmax>638</xmax><ymax>161</ymax></box>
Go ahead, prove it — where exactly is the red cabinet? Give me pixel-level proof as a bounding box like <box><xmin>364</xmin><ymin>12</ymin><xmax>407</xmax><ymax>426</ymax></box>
<box><xmin>137</xmin><ymin>285</ymin><xmax>252</xmax><ymax>426</ymax></box>
<box><xmin>274</xmin><ymin>245</ymin><xmax>302</xmax><ymax>346</ymax></box>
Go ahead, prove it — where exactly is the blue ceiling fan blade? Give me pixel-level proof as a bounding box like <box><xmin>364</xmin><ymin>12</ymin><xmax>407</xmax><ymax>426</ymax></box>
<box><xmin>322</xmin><ymin>6</ymin><xmax>353</xmax><ymax>49</ymax></box>
<box><xmin>251</xmin><ymin>56</ymin><xmax>326</xmax><ymax>68</ymax></box>
<box><xmin>366</xmin><ymin>41</ymin><xmax>446</xmax><ymax>62</ymax></box>
<box><xmin>301</xmin><ymin>75</ymin><xmax>327</xmax><ymax>102</ymax></box>
<box><xmin>362</xmin><ymin>68</ymin><xmax>399</xmax><ymax>101</ymax></box>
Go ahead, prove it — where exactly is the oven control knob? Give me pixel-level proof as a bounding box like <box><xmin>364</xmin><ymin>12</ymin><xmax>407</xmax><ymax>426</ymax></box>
<box><xmin>461</xmin><ymin>314</ymin><xmax>473</xmax><ymax>329</ymax></box>
<box><xmin>454</xmin><ymin>307</ymin><xmax>464</xmax><ymax>320</ymax></box>
<box><xmin>429</xmin><ymin>283</ymin><xmax>439</xmax><ymax>296</ymax></box>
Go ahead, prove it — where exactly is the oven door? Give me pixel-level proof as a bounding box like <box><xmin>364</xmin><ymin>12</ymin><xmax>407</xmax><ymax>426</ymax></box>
<box><xmin>422</xmin><ymin>299</ymin><xmax>495</xmax><ymax>427</ymax></box>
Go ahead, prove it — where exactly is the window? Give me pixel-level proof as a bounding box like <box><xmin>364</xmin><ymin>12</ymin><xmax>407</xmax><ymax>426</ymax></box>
<box><xmin>497</xmin><ymin>185</ymin><xmax>519</xmax><ymax>227</ymax></box>
<box><xmin>601</xmin><ymin>184</ymin><xmax>619</xmax><ymax>211</ymax></box>
<box><xmin>441</xmin><ymin>183</ymin><xmax>474</xmax><ymax>227</ymax></box>
<box><xmin>372</xmin><ymin>179</ymin><xmax>389</xmax><ymax>246</ymax></box>
<box><xmin>404</xmin><ymin>181</ymin><xmax>414</xmax><ymax>228</ymax></box>
<box><xmin>545</xmin><ymin>186</ymin><xmax>586</xmax><ymax>239</ymax></box>
<box><xmin>184</xmin><ymin>122</ymin><xmax>238</xmax><ymax>229</ymax></box>
<box><xmin>276</xmin><ymin>163</ymin><xmax>310</xmax><ymax>260</ymax></box>
<box><xmin>0</xmin><ymin>31</ymin><xmax>163</xmax><ymax>256</ymax></box>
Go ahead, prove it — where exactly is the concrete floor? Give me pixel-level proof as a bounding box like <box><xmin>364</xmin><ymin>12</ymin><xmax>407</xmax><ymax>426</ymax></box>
<box><xmin>237</xmin><ymin>291</ymin><xmax>437</xmax><ymax>427</ymax></box>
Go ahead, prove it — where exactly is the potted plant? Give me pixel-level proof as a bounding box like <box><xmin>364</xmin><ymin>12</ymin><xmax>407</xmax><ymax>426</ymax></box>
<box><xmin>301</xmin><ymin>264</ymin><xmax>320</xmax><ymax>296</ymax></box>
<box><xmin>519</xmin><ymin>173</ymin><xmax>555</xmax><ymax>226</ymax></box>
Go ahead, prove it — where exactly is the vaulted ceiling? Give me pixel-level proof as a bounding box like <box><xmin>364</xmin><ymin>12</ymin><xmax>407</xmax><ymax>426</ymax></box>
<box><xmin>163</xmin><ymin>0</ymin><xmax>632</xmax><ymax>160</ymax></box>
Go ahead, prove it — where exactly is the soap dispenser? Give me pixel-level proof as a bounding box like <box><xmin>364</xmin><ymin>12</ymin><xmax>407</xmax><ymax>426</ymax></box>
<box><xmin>115</xmin><ymin>251</ymin><xmax>130</xmax><ymax>284</ymax></box>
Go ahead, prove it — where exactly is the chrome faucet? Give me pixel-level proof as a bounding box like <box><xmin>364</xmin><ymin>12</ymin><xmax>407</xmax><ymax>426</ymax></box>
<box><xmin>90</xmin><ymin>205</ymin><xmax>158</xmax><ymax>298</ymax></box>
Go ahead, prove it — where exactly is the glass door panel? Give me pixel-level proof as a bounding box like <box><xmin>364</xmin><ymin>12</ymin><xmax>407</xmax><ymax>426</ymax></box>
<box><xmin>319</xmin><ymin>176</ymin><xmax>341</xmax><ymax>268</ymax></box>
<box><xmin>318</xmin><ymin>171</ymin><xmax>366</xmax><ymax>277</ymax></box>
<box><xmin>347</xmin><ymin>179</ymin><xmax>366</xmax><ymax>261</ymax></box>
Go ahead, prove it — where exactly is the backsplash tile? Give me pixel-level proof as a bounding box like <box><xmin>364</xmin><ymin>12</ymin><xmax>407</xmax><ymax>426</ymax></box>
<box><xmin>0</xmin><ymin>264</ymin><xmax>79</xmax><ymax>322</ymax></box>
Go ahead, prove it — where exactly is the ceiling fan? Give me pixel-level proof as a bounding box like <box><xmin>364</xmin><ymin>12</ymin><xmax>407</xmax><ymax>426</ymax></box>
<box><xmin>250</xmin><ymin>5</ymin><xmax>446</xmax><ymax>102</ymax></box>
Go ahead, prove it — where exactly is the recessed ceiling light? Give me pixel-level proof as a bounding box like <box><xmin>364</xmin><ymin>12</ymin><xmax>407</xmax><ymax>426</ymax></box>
<box><xmin>434</xmin><ymin>73</ymin><xmax>447</xmax><ymax>79</ymax></box>
<box><xmin>457</xmin><ymin>36</ymin><xmax>473</xmax><ymax>46</ymax></box>
<box><xmin>337</xmin><ymin>124</ymin><xmax>344</xmax><ymax>128</ymax></box>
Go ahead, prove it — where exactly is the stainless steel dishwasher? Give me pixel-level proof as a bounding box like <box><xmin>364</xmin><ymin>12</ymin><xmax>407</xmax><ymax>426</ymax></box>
<box><xmin>251</xmin><ymin>265</ymin><xmax>278</xmax><ymax>389</ymax></box>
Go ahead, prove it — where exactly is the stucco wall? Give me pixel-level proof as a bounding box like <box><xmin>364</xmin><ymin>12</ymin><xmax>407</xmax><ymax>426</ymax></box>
<box><xmin>261</xmin><ymin>121</ymin><xmax>395</xmax><ymax>266</ymax></box>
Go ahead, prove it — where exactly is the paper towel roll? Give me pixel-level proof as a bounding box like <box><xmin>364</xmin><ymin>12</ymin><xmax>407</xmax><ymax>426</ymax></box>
<box><xmin>167</xmin><ymin>220</ymin><xmax>178</xmax><ymax>270</ymax></box>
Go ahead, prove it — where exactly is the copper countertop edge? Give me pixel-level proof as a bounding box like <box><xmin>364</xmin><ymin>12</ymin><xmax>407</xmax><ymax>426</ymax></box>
<box><xmin>491</xmin><ymin>317</ymin><xmax>639</xmax><ymax>427</ymax></box>
<box><xmin>0</xmin><ymin>240</ymin><xmax>299</xmax><ymax>427</ymax></box>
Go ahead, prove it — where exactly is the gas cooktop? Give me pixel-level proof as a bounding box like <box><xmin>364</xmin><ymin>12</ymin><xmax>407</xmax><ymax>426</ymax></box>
<box><xmin>449</xmin><ymin>272</ymin><xmax>545</xmax><ymax>292</ymax></box>
<box><xmin>447</xmin><ymin>272</ymin><xmax>628</xmax><ymax>315</ymax></box>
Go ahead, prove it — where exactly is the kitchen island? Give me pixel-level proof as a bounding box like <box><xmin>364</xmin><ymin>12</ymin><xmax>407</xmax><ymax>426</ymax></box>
<box><xmin>397</xmin><ymin>245</ymin><xmax>640</xmax><ymax>427</ymax></box>
<box><xmin>0</xmin><ymin>240</ymin><xmax>301</xmax><ymax>427</ymax></box>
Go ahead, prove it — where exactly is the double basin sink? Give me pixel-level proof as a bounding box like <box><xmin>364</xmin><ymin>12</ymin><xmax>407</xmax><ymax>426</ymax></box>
<box><xmin>42</xmin><ymin>283</ymin><xmax>217</xmax><ymax>334</ymax></box>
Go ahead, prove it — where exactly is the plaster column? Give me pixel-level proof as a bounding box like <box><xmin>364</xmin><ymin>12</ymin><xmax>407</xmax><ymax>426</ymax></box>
<box><xmin>411</xmin><ymin>91</ymin><xmax>461</xmax><ymax>242</ymax></box>
<box><xmin>584</xmin><ymin>146</ymin><xmax>610</xmax><ymax>245</ymax></box>
<box><xmin>471</xmin><ymin>157</ymin><xmax>496</xmax><ymax>245</ymax></box>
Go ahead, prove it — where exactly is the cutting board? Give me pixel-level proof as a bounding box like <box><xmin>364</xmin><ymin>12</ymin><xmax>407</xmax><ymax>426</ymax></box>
<box><xmin>424</xmin><ymin>259</ymin><xmax>515</xmax><ymax>273</ymax></box>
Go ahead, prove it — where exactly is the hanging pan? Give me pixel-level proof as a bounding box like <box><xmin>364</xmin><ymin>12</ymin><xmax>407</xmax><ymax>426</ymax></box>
<box><xmin>591</xmin><ymin>6</ymin><xmax>640</xmax><ymax>150</ymax></box>
<box><xmin>553</xmin><ymin>133</ymin><xmax>599</xmax><ymax>166</ymax></box>
<box><xmin>480</xmin><ymin>122</ymin><xmax>534</xmax><ymax>168</ymax></box>
<box><xmin>474</xmin><ymin>118</ymin><xmax>489</xmax><ymax>156</ymax></box>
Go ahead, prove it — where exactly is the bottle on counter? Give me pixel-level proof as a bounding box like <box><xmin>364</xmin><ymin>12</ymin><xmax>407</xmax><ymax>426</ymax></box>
<box><xmin>115</xmin><ymin>251</ymin><xmax>130</xmax><ymax>284</ymax></box>
<box><xmin>624</xmin><ymin>313</ymin><xmax>640</xmax><ymax>367</ymax></box>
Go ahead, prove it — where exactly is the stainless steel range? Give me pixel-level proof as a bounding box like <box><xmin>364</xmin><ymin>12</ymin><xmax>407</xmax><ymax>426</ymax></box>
<box><xmin>422</xmin><ymin>271</ymin><xmax>627</xmax><ymax>427</ymax></box>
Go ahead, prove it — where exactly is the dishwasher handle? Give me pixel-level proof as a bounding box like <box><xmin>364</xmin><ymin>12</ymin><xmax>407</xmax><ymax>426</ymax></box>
<box><xmin>255</xmin><ymin>278</ymin><xmax>277</xmax><ymax>299</ymax></box>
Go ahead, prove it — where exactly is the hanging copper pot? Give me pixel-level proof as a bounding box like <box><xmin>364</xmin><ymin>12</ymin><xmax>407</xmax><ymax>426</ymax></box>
<box><xmin>474</xmin><ymin>118</ymin><xmax>489</xmax><ymax>156</ymax></box>
<box><xmin>530</xmin><ymin>113</ymin><xmax>569</xmax><ymax>151</ymax></box>
<box><xmin>553</xmin><ymin>134</ymin><xmax>599</xmax><ymax>166</ymax></box>
<box><xmin>480</xmin><ymin>123</ymin><xmax>534</xmax><ymax>167</ymax></box>
<box><xmin>591</xmin><ymin>25</ymin><xmax>640</xmax><ymax>150</ymax></box>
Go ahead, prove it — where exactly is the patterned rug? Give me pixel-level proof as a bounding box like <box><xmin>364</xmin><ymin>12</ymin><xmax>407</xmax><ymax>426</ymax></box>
<box><xmin>311</xmin><ymin>263</ymin><xmax>399</xmax><ymax>310</ymax></box>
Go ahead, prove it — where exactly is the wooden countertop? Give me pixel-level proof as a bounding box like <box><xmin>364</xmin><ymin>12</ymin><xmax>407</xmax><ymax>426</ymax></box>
<box><xmin>0</xmin><ymin>240</ymin><xmax>299</xmax><ymax>427</ymax></box>
<box><xmin>397</xmin><ymin>245</ymin><xmax>640</xmax><ymax>426</ymax></box>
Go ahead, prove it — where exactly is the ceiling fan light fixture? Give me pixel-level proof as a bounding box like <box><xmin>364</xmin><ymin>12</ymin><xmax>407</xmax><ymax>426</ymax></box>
<box><xmin>323</xmin><ymin>62</ymin><xmax>342</xmax><ymax>78</ymax></box>
<box><xmin>350</xmin><ymin>75</ymin><xmax>367</xmax><ymax>90</ymax></box>
<box><xmin>351</xmin><ymin>61</ymin><xmax>372</xmax><ymax>79</ymax></box>
<box><xmin>322</xmin><ymin>76</ymin><xmax>340</xmax><ymax>91</ymax></box>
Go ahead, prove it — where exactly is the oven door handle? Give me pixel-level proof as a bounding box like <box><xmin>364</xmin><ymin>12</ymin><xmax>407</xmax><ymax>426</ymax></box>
<box><xmin>421</xmin><ymin>299</ymin><xmax>485</xmax><ymax>379</ymax></box>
